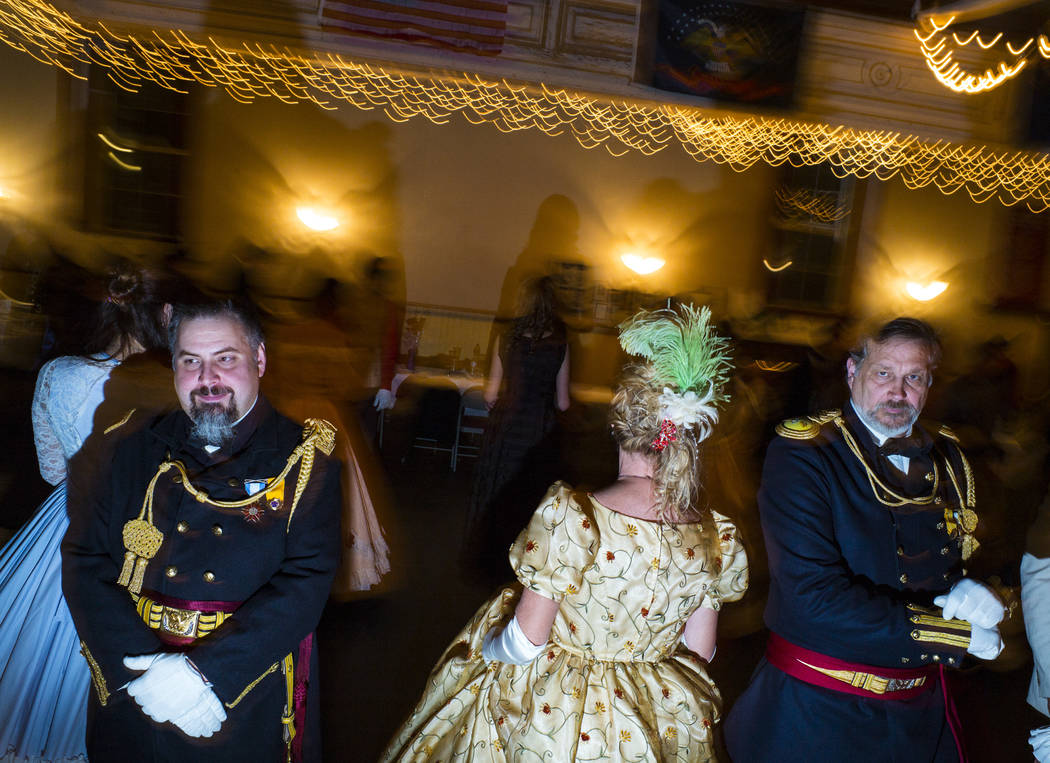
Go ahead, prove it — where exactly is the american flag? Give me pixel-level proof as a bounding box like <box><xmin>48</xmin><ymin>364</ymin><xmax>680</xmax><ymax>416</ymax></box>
<box><xmin>320</xmin><ymin>0</ymin><xmax>509</xmax><ymax>56</ymax></box>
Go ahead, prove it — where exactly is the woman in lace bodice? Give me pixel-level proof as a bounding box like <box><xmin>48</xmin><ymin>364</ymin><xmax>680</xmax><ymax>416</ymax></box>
<box><xmin>1</xmin><ymin>264</ymin><xmax>168</xmax><ymax>763</ymax></box>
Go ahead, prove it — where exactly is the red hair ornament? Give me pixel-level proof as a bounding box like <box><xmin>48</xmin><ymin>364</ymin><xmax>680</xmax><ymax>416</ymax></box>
<box><xmin>651</xmin><ymin>419</ymin><xmax>678</xmax><ymax>452</ymax></box>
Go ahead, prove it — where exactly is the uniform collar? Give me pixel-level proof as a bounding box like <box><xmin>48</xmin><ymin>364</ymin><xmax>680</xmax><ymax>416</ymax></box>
<box><xmin>150</xmin><ymin>394</ymin><xmax>279</xmax><ymax>465</ymax></box>
<box><xmin>843</xmin><ymin>400</ymin><xmax>933</xmax><ymax>454</ymax></box>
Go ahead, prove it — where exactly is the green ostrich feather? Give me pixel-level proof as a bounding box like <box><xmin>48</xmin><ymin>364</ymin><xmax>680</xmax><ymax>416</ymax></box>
<box><xmin>618</xmin><ymin>304</ymin><xmax>732</xmax><ymax>402</ymax></box>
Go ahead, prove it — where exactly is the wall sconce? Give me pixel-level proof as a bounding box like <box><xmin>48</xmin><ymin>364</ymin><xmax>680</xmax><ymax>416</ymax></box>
<box><xmin>621</xmin><ymin>252</ymin><xmax>665</xmax><ymax>275</ymax></box>
<box><xmin>905</xmin><ymin>280</ymin><xmax>948</xmax><ymax>301</ymax></box>
<box><xmin>296</xmin><ymin>206</ymin><xmax>339</xmax><ymax>232</ymax></box>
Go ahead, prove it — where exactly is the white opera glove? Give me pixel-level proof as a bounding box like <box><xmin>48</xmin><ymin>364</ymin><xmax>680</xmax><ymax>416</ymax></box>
<box><xmin>1031</xmin><ymin>725</ymin><xmax>1050</xmax><ymax>762</ymax></box>
<box><xmin>967</xmin><ymin>624</ymin><xmax>1004</xmax><ymax>660</ymax></box>
<box><xmin>933</xmin><ymin>578</ymin><xmax>1005</xmax><ymax>628</ymax></box>
<box><xmin>481</xmin><ymin>616</ymin><xmax>546</xmax><ymax>665</ymax></box>
<box><xmin>124</xmin><ymin>653</ymin><xmax>227</xmax><ymax>735</ymax></box>
<box><xmin>373</xmin><ymin>389</ymin><xmax>396</xmax><ymax>411</ymax></box>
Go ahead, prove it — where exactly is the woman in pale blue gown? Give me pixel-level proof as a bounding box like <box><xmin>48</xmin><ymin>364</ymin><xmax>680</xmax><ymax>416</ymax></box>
<box><xmin>0</xmin><ymin>265</ymin><xmax>167</xmax><ymax>763</ymax></box>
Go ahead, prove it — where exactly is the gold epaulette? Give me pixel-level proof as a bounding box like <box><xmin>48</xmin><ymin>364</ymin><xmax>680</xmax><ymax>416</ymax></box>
<box><xmin>103</xmin><ymin>408</ymin><xmax>136</xmax><ymax>435</ymax></box>
<box><xmin>938</xmin><ymin>424</ymin><xmax>960</xmax><ymax>443</ymax></box>
<box><xmin>775</xmin><ymin>409</ymin><xmax>840</xmax><ymax>440</ymax></box>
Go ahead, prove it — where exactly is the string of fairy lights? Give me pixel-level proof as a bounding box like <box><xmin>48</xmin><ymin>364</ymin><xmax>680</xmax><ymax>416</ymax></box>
<box><xmin>915</xmin><ymin>15</ymin><xmax>1050</xmax><ymax>94</ymax></box>
<box><xmin>1</xmin><ymin>0</ymin><xmax>1049</xmax><ymax>211</ymax></box>
<box><xmin>774</xmin><ymin>186</ymin><xmax>852</xmax><ymax>223</ymax></box>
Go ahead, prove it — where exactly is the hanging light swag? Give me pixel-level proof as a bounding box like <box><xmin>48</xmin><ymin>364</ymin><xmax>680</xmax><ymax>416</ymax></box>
<box><xmin>1</xmin><ymin>0</ymin><xmax>1050</xmax><ymax>211</ymax></box>
<box><xmin>915</xmin><ymin>15</ymin><xmax>1050</xmax><ymax>94</ymax></box>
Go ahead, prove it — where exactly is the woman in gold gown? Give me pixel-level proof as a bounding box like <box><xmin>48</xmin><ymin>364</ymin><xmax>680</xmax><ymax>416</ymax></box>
<box><xmin>382</xmin><ymin>304</ymin><xmax>748</xmax><ymax>762</ymax></box>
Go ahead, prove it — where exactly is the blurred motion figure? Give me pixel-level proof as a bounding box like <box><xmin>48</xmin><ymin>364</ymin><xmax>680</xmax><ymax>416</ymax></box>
<box><xmin>0</xmin><ymin>264</ymin><xmax>167</xmax><ymax>763</ymax></box>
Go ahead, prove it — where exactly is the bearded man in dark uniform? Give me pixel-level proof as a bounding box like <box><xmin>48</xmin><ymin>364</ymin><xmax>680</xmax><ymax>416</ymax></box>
<box><xmin>725</xmin><ymin>317</ymin><xmax>1005</xmax><ymax>762</ymax></box>
<box><xmin>62</xmin><ymin>300</ymin><xmax>341</xmax><ymax>762</ymax></box>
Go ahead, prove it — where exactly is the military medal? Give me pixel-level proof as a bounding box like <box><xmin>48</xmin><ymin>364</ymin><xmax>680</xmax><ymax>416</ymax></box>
<box><xmin>242</xmin><ymin>504</ymin><xmax>263</xmax><ymax>523</ymax></box>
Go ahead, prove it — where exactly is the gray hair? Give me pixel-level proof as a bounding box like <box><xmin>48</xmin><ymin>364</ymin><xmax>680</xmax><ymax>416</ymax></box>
<box><xmin>167</xmin><ymin>300</ymin><xmax>265</xmax><ymax>359</ymax></box>
<box><xmin>848</xmin><ymin>317</ymin><xmax>941</xmax><ymax>379</ymax></box>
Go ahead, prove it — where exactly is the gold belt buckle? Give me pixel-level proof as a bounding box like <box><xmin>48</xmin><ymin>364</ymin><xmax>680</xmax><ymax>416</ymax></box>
<box><xmin>160</xmin><ymin>606</ymin><xmax>200</xmax><ymax>639</ymax></box>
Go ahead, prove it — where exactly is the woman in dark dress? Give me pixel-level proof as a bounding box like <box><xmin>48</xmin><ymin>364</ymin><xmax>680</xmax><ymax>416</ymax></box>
<box><xmin>464</xmin><ymin>276</ymin><xmax>570</xmax><ymax>581</ymax></box>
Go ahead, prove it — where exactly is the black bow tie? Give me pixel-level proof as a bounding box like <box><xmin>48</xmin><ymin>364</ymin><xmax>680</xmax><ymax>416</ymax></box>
<box><xmin>878</xmin><ymin>435</ymin><xmax>927</xmax><ymax>459</ymax></box>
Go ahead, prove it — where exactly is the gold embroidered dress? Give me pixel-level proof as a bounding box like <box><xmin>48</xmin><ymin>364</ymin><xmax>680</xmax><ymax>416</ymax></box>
<box><xmin>383</xmin><ymin>482</ymin><xmax>749</xmax><ymax>762</ymax></box>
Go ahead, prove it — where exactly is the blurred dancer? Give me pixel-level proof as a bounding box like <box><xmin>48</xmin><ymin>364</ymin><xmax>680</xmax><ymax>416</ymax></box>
<box><xmin>463</xmin><ymin>276</ymin><xmax>570</xmax><ymax>582</ymax></box>
<box><xmin>0</xmin><ymin>264</ymin><xmax>167</xmax><ymax>762</ymax></box>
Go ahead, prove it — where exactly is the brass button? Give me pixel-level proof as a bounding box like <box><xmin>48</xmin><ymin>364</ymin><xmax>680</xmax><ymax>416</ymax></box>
<box><xmin>943</xmin><ymin>572</ymin><xmax>951</xmax><ymax>581</ymax></box>
<box><xmin>896</xmin><ymin>546</ymin><xmax>905</xmax><ymax>556</ymax></box>
<box><xmin>171</xmin><ymin>475</ymin><xmax>182</xmax><ymax>484</ymax></box>
<box><xmin>935</xmin><ymin>497</ymin><xmax>943</xmax><ymax>504</ymax></box>
<box><xmin>940</xmin><ymin>546</ymin><xmax>950</xmax><ymax>556</ymax></box>
<box><xmin>203</xmin><ymin>571</ymin><xmax>216</xmax><ymax>583</ymax></box>
<box><xmin>936</xmin><ymin>522</ymin><xmax>945</xmax><ymax>529</ymax></box>
<box><xmin>164</xmin><ymin>566</ymin><xmax>178</xmax><ymax>578</ymax></box>
<box><xmin>910</xmin><ymin>615</ymin><xmax>920</xmax><ymax>623</ymax></box>
<box><xmin>176</xmin><ymin>521</ymin><xmax>189</xmax><ymax>534</ymax></box>
<box><xmin>932</xmin><ymin>654</ymin><xmax>941</xmax><ymax>662</ymax></box>
<box><xmin>901</xmin><ymin>657</ymin><xmax>910</xmax><ymax>664</ymax></box>
<box><xmin>899</xmin><ymin>573</ymin><xmax>909</xmax><ymax>584</ymax></box>
<box><xmin>924</xmin><ymin>472</ymin><xmax>935</xmax><ymax>482</ymax></box>
<box><xmin>212</xmin><ymin>524</ymin><xmax>223</xmax><ymax>536</ymax></box>
<box><xmin>228</xmin><ymin>478</ymin><xmax>240</xmax><ymax>487</ymax></box>
<box><xmin>947</xmin><ymin>657</ymin><xmax>956</xmax><ymax>665</ymax></box>
<box><xmin>911</xmin><ymin>630</ymin><xmax>920</xmax><ymax>640</ymax></box>
<box><xmin>920</xmin><ymin>653</ymin><xmax>929</xmax><ymax>660</ymax></box>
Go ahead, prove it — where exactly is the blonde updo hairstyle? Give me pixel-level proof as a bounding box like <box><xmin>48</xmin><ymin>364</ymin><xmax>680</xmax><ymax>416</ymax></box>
<box><xmin>608</xmin><ymin>361</ymin><xmax>711</xmax><ymax>527</ymax></box>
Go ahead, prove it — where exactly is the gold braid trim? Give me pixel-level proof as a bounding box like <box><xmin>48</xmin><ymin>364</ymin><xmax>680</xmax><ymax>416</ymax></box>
<box><xmin>104</xmin><ymin>408</ymin><xmax>136</xmax><ymax>435</ymax></box>
<box><xmin>225</xmin><ymin>660</ymin><xmax>281</xmax><ymax>709</ymax></box>
<box><xmin>834</xmin><ymin>417</ymin><xmax>941</xmax><ymax>507</ymax></box>
<box><xmin>80</xmin><ymin>641</ymin><xmax>109</xmax><ymax>706</ymax></box>
<box><xmin>116</xmin><ymin>419</ymin><xmax>337</xmax><ymax>592</ymax></box>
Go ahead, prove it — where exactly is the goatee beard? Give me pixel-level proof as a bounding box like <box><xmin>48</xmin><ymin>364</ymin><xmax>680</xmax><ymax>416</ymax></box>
<box><xmin>189</xmin><ymin>386</ymin><xmax>238</xmax><ymax>446</ymax></box>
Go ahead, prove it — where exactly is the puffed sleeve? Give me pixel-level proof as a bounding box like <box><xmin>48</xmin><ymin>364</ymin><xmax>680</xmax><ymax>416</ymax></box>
<box><xmin>702</xmin><ymin>511</ymin><xmax>749</xmax><ymax>610</ymax></box>
<box><xmin>510</xmin><ymin>482</ymin><xmax>600</xmax><ymax>601</ymax></box>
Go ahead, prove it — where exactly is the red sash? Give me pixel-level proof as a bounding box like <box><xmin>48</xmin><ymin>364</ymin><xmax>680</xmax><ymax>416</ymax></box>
<box><xmin>766</xmin><ymin>632</ymin><xmax>968</xmax><ymax>762</ymax></box>
<box><xmin>766</xmin><ymin>631</ymin><xmax>935</xmax><ymax>700</ymax></box>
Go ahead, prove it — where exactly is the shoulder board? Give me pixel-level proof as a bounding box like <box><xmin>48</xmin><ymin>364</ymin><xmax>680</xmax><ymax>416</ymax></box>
<box><xmin>938</xmin><ymin>424</ymin><xmax>960</xmax><ymax>443</ymax></box>
<box><xmin>103</xmin><ymin>408</ymin><xmax>137</xmax><ymax>435</ymax></box>
<box><xmin>775</xmin><ymin>409</ymin><xmax>840</xmax><ymax>440</ymax></box>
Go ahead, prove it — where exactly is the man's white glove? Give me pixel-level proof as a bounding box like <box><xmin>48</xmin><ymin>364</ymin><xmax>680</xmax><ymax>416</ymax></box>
<box><xmin>1031</xmin><ymin>725</ymin><xmax>1050</xmax><ymax>762</ymax></box>
<box><xmin>933</xmin><ymin>578</ymin><xmax>1005</xmax><ymax>628</ymax></box>
<box><xmin>966</xmin><ymin>624</ymin><xmax>1004</xmax><ymax>660</ymax></box>
<box><xmin>373</xmin><ymin>389</ymin><xmax>396</xmax><ymax>411</ymax></box>
<box><xmin>481</xmin><ymin>616</ymin><xmax>546</xmax><ymax>665</ymax></box>
<box><xmin>124</xmin><ymin>653</ymin><xmax>226</xmax><ymax>737</ymax></box>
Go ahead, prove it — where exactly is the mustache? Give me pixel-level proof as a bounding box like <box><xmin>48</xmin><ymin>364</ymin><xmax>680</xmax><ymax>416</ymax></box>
<box><xmin>875</xmin><ymin>400</ymin><xmax>916</xmax><ymax>414</ymax></box>
<box><xmin>191</xmin><ymin>385</ymin><xmax>234</xmax><ymax>399</ymax></box>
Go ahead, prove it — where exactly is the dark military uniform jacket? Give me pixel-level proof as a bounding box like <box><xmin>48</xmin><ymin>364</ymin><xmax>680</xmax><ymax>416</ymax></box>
<box><xmin>725</xmin><ymin>401</ymin><xmax>978</xmax><ymax>763</ymax></box>
<box><xmin>62</xmin><ymin>396</ymin><xmax>341</xmax><ymax>762</ymax></box>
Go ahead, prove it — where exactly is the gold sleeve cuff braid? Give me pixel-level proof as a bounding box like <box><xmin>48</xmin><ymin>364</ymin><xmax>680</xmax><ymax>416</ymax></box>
<box><xmin>906</xmin><ymin>603</ymin><xmax>971</xmax><ymax>649</ymax></box>
<box><xmin>80</xmin><ymin>641</ymin><xmax>110</xmax><ymax>706</ymax></box>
